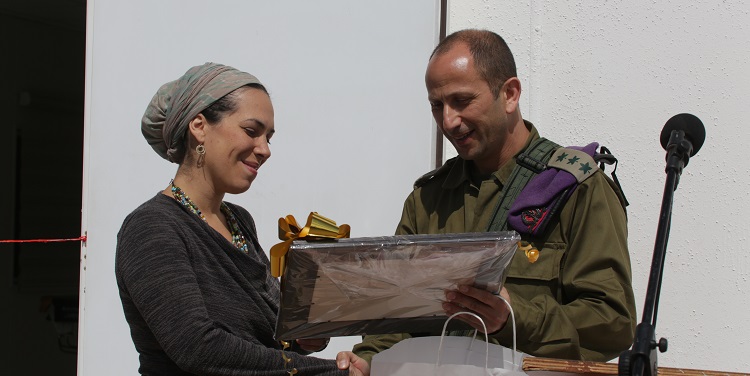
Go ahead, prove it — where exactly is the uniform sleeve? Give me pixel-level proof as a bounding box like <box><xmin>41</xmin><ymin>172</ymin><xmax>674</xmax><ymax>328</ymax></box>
<box><xmin>115</xmin><ymin>209</ymin><xmax>345</xmax><ymax>376</ymax></box>
<box><xmin>394</xmin><ymin>190</ymin><xmax>419</xmax><ymax>236</ymax></box>
<box><xmin>352</xmin><ymin>333</ymin><xmax>412</xmax><ymax>365</ymax></box>
<box><xmin>492</xmin><ymin>172</ymin><xmax>637</xmax><ymax>361</ymax></box>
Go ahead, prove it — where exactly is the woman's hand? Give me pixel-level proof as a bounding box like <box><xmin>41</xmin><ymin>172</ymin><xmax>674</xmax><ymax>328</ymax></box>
<box><xmin>295</xmin><ymin>338</ymin><xmax>330</xmax><ymax>352</ymax></box>
<box><xmin>336</xmin><ymin>351</ymin><xmax>370</xmax><ymax>376</ymax></box>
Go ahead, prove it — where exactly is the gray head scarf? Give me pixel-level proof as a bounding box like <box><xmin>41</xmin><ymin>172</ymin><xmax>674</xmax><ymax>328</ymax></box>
<box><xmin>141</xmin><ymin>62</ymin><xmax>263</xmax><ymax>163</ymax></box>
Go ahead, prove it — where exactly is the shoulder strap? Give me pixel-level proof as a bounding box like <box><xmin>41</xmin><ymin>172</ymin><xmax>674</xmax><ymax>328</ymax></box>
<box><xmin>486</xmin><ymin>138</ymin><xmax>561</xmax><ymax>232</ymax></box>
<box><xmin>597</xmin><ymin>146</ymin><xmax>629</xmax><ymax>207</ymax></box>
<box><xmin>413</xmin><ymin>157</ymin><xmax>458</xmax><ymax>189</ymax></box>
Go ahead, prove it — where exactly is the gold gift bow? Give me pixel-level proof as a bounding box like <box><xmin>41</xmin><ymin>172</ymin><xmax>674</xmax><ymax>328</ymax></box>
<box><xmin>269</xmin><ymin>212</ymin><xmax>350</xmax><ymax>277</ymax></box>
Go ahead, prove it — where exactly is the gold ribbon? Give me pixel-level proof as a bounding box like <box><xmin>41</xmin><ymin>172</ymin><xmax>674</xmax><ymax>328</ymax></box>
<box><xmin>280</xmin><ymin>340</ymin><xmax>298</xmax><ymax>375</ymax></box>
<box><xmin>518</xmin><ymin>241</ymin><xmax>540</xmax><ymax>263</ymax></box>
<box><xmin>269</xmin><ymin>212</ymin><xmax>350</xmax><ymax>277</ymax></box>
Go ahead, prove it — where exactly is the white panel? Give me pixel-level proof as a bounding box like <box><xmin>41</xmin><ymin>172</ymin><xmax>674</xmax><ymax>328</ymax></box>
<box><xmin>80</xmin><ymin>1</ymin><xmax>440</xmax><ymax>374</ymax></box>
<box><xmin>450</xmin><ymin>0</ymin><xmax>750</xmax><ymax>372</ymax></box>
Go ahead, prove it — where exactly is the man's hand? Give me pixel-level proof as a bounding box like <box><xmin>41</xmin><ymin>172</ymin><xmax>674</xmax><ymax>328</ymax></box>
<box><xmin>443</xmin><ymin>285</ymin><xmax>512</xmax><ymax>334</ymax></box>
<box><xmin>336</xmin><ymin>351</ymin><xmax>370</xmax><ymax>376</ymax></box>
<box><xmin>296</xmin><ymin>338</ymin><xmax>330</xmax><ymax>352</ymax></box>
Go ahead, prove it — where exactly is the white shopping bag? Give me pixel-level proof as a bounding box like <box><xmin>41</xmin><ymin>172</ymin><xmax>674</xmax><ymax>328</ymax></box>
<box><xmin>371</xmin><ymin>311</ymin><xmax>527</xmax><ymax>376</ymax></box>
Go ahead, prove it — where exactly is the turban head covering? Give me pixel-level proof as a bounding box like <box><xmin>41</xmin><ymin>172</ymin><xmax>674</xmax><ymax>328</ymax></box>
<box><xmin>141</xmin><ymin>62</ymin><xmax>263</xmax><ymax>163</ymax></box>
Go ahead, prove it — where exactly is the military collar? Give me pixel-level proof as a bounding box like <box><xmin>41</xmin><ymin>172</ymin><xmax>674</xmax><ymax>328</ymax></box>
<box><xmin>442</xmin><ymin>120</ymin><xmax>540</xmax><ymax>189</ymax></box>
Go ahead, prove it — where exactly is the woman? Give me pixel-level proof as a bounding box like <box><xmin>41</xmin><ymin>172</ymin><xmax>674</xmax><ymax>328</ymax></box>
<box><xmin>116</xmin><ymin>62</ymin><xmax>368</xmax><ymax>376</ymax></box>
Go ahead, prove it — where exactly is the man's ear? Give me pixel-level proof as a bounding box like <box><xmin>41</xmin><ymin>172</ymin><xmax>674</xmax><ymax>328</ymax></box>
<box><xmin>188</xmin><ymin>114</ymin><xmax>208</xmax><ymax>144</ymax></box>
<box><xmin>501</xmin><ymin>77</ymin><xmax>522</xmax><ymax>114</ymax></box>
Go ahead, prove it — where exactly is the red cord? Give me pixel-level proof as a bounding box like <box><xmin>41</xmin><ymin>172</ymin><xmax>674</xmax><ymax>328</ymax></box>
<box><xmin>0</xmin><ymin>235</ymin><xmax>87</xmax><ymax>244</ymax></box>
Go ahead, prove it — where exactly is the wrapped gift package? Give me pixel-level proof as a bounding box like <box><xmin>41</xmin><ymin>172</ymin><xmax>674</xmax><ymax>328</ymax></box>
<box><xmin>274</xmin><ymin>231</ymin><xmax>520</xmax><ymax>340</ymax></box>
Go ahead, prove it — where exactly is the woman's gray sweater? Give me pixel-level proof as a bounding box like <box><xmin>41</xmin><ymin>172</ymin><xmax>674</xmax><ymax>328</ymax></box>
<box><xmin>116</xmin><ymin>194</ymin><xmax>346</xmax><ymax>375</ymax></box>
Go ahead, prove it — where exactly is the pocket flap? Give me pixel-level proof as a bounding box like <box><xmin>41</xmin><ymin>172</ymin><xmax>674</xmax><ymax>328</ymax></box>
<box><xmin>505</xmin><ymin>242</ymin><xmax>565</xmax><ymax>281</ymax></box>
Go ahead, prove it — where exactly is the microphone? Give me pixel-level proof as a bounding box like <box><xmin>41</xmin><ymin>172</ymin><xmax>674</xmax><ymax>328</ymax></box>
<box><xmin>619</xmin><ymin>113</ymin><xmax>707</xmax><ymax>376</ymax></box>
<box><xmin>659</xmin><ymin>113</ymin><xmax>706</xmax><ymax>170</ymax></box>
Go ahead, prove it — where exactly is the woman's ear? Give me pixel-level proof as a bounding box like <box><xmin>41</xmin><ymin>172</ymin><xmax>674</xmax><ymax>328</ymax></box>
<box><xmin>188</xmin><ymin>114</ymin><xmax>209</xmax><ymax>144</ymax></box>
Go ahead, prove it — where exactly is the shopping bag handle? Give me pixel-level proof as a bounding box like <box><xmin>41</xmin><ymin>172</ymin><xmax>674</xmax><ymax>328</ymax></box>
<box><xmin>500</xmin><ymin>295</ymin><xmax>519</xmax><ymax>370</ymax></box>
<box><xmin>438</xmin><ymin>311</ymin><xmax>490</xmax><ymax>370</ymax></box>
<box><xmin>437</xmin><ymin>296</ymin><xmax>519</xmax><ymax>371</ymax></box>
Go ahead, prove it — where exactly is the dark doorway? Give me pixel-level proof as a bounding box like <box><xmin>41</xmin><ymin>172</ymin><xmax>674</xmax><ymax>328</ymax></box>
<box><xmin>0</xmin><ymin>0</ymin><xmax>86</xmax><ymax>374</ymax></box>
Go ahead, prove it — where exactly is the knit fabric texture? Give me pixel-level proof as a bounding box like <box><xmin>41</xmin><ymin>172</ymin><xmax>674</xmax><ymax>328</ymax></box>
<box><xmin>116</xmin><ymin>194</ymin><xmax>345</xmax><ymax>375</ymax></box>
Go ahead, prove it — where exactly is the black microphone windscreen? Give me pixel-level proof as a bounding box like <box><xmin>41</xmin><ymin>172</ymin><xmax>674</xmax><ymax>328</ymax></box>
<box><xmin>660</xmin><ymin>113</ymin><xmax>706</xmax><ymax>156</ymax></box>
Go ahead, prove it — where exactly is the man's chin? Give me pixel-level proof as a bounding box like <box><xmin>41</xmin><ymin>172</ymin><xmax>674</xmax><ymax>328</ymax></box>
<box><xmin>449</xmin><ymin>139</ymin><xmax>478</xmax><ymax>158</ymax></box>
<box><xmin>453</xmin><ymin>148</ymin><xmax>475</xmax><ymax>161</ymax></box>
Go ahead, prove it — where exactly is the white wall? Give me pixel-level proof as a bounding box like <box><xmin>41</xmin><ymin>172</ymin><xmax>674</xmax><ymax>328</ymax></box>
<box><xmin>79</xmin><ymin>1</ymin><xmax>439</xmax><ymax>374</ymax></box>
<box><xmin>448</xmin><ymin>0</ymin><xmax>750</xmax><ymax>372</ymax></box>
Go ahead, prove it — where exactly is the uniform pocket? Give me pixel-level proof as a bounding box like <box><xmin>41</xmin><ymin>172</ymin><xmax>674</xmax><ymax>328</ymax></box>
<box><xmin>506</xmin><ymin>242</ymin><xmax>565</xmax><ymax>279</ymax></box>
<box><xmin>504</xmin><ymin>242</ymin><xmax>566</xmax><ymax>297</ymax></box>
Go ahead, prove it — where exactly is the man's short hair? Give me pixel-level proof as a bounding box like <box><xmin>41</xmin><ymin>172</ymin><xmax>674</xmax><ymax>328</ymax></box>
<box><xmin>430</xmin><ymin>29</ymin><xmax>517</xmax><ymax>98</ymax></box>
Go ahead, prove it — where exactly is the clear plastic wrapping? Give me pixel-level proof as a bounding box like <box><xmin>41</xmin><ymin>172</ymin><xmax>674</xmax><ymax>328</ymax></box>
<box><xmin>274</xmin><ymin>231</ymin><xmax>520</xmax><ymax>340</ymax></box>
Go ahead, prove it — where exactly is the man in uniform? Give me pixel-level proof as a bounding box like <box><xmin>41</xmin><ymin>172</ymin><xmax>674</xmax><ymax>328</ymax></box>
<box><xmin>353</xmin><ymin>29</ymin><xmax>637</xmax><ymax>362</ymax></box>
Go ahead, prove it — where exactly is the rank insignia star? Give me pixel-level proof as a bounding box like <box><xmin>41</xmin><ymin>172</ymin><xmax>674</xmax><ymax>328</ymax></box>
<box><xmin>556</xmin><ymin>153</ymin><xmax>568</xmax><ymax>162</ymax></box>
<box><xmin>567</xmin><ymin>156</ymin><xmax>580</xmax><ymax>165</ymax></box>
<box><xmin>579</xmin><ymin>162</ymin><xmax>593</xmax><ymax>174</ymax></box>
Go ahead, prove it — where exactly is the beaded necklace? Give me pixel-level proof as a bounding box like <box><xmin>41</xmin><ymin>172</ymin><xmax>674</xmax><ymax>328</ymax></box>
<box><xmin>170</xmin><ymin>181</ymin><xmax>249</xmax><ymax>254</ymax></box>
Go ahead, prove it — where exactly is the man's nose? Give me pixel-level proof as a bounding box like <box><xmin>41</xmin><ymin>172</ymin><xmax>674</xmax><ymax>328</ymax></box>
<box><xmin>442</xmin><ymin>105</ymin><xmax>461</xmax><ymax>131</ymax></box>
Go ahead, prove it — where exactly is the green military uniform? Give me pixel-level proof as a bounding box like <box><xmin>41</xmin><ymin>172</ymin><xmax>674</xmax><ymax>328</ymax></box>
<box><xmin>353</xmin><ymin>123</ymin><xmax>637</xmax><ymax>362</ymax></box>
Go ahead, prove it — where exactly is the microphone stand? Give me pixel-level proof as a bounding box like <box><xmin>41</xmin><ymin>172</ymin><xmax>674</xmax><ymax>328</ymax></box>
<box><xmin>619</xmin><ymin>130</ymin><xmax>694</xmax><ymax>376</ymax></box>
